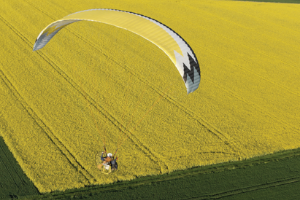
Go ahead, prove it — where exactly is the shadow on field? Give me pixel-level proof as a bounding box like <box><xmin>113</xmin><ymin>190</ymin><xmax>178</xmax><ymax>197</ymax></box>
<box><xmin>235</xmin><ymin>0</ymin><xmax>300</xmax><ymax>3</ymax></box>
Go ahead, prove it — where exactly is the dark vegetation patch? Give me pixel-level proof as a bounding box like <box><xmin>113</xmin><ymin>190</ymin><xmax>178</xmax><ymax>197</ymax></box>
<box><xmin>0</xmin><ymin>136</ymin><xmax>39</xmax><ymax>199</ymax></box>
<box><xmin>1</xmin><ymin>132</ymin><xmax>299</xmax><ymax>200</ymax></box>
<box><xmin>20</xmin><ymin>148</ymin><xmax>300</xmax><ymax>200</ymax></box>
<box><xmin>236</xmin><ymin>0</ymin><xmax>300</xmax><ymax>3</ymax></box>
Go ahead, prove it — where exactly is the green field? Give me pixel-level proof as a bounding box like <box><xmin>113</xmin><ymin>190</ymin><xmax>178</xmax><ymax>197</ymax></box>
<box><xmin>2</xmin><ymin>137</ymin><xmax>299</xmax><ymax>199</ymax></box>
<box><xmin>238</xmin><ymin>0</ymin><xmax>300</xmax><ymax>3</ymax></box>
<box><xmin>0</xmin><ymin>136</ymin><xmax>39</xmax><ymax>199</ymax></box>
<box><xmin>24</xmin><ymin>148</ymin><xmax>300</xmax><ymax>199</ymax></box>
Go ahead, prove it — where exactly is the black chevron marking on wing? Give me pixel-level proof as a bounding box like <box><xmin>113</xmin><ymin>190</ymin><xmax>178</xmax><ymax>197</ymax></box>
<box><xmin>183</xmin><ymin>53</ymin><xmax>200</xmax><ymax>83</ymax></box>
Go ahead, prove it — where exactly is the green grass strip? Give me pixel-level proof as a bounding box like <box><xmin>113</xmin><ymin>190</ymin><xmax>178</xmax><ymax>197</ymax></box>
<box><xmin>0</xmin><ymin>136</ymin><xmax>39</xmax><ymax>199</ymax></box>
<box><xmin>235</xmin><ymin>0</ymin><xmax>300</xmax><ymax>3</ymax></box>
<box><xmin>20</xmin><ymin>148</ymin><xmax>300</xmax><ymax>200</ymax></box>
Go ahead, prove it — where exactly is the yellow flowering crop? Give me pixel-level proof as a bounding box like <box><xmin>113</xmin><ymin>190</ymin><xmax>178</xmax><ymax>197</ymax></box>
<box><xmin>0</xmin><ymin>0</ymin><xmax>299</xmax><ymax>193</ymax></box>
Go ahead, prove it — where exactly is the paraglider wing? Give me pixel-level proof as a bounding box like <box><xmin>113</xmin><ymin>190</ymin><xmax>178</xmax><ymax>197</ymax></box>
<box><xmin>33</xmin><ymin>9</ymin><xmax>200</xmax><ymax>93</ymax></box>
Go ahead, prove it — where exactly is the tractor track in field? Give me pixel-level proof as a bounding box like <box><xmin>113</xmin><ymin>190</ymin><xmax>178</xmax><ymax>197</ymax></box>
<box><xmin>0</xmin><ymin>14</ymin><xmax>96</xmax><ymax>183</ymax></box>
<box><xmin>189</xmin><ymin>176</ymin><xmax>300</xmax><ymax>200</ymax></box>
<box><xmin>0</xmin><ymin>67</ymin><xmax>95</xmax><ymax>184</ymax></box>
<box><xmin>185</xmin><ymin>3</ymin><xmax>300</xmax><ymax>98</ymax></box>
<box><xmin>31</xmin><ymin>33</ymin><xmax>169</xmax><ymax>173</ymax></box>
<box><xmin>18</xmin><ymin>1</ymin><xmax>244</xmax><ymax>162</ymax></box>
<box><xmin>1</xmin><ymin>1</ymin><xmax>300</xmax><ymax>198</ymax></box>
<box><xmin>206</xmin><ymin>75</ymin><xmax>300</xmax><ymax>134</ymax></box>
<box><xmin>24</xmin><ymin>0</ymin><xmax>172</xmax><ymax>173</ymax></box>
<box><xmin>1</xmin><ymin>0</ymin><xmax>259</xmax><ymax>167</ymax></box>
<box><xmin>186</xmin><ymin>2</ymin><xmax>300</xmax><ymax>72</ymax></box>
<box><xmin>22</xmin><ymin>0</ymin><xmax>240</xmax><ymax>168</ymax></box>
<box><xmin>194</xmin><ymin>45</ymin><xmax>300</xmax><ymax>144</ymax></box>
<box><xmin>21</xmin><ymin>0</ymin><xmax>244</xmax><ymax>161</ymax></box>
<box><xmin>0</xmin><ymin>6</ymin><xmax>169</xmax><ymax>174</ymax></box>
<box><xmin>9</xmin><ymin>0</ymin><xmax>298</xmax><ymax>173</ymax></box>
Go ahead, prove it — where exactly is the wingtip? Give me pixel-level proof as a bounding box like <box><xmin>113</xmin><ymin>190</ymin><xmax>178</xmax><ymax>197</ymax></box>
<box><xmin>32</xmin><ymin>44</ymin><xmax>39</xmax><ymax>51</ymax></box>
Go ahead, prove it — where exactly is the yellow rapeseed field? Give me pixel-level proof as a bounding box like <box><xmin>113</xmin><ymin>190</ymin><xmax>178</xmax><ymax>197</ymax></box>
<box><xmin>0</xmin><ymin>0</ymin><xmax>299</xmax><ymax>193</ymax></box>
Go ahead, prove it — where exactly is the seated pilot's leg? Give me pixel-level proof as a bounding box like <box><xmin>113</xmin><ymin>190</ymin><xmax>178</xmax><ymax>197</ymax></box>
<box><xmin>97</xmin><ymin>163</ymin><xmax>103</xmax><ymax>170</ymax></box>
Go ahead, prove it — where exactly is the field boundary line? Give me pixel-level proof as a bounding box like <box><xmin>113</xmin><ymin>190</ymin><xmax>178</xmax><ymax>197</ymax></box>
<box><xmin>0</xmin><ymin>132</ymin><xmax>40</xmax><ymax>198</ymax></box>
<box><xmin>0</xmin><ymin>134</ymin><xmax>25</xmax><ymax>189</ymax></box>
<box><xmin>26</xmin><ymin>148</ymin><xmax>300</xmax><ymax>199</ymax></box>
<box><xmin>23</xmin><ymin>0</ymin><xmax>300</xmax><ymax>180</ymax></box>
